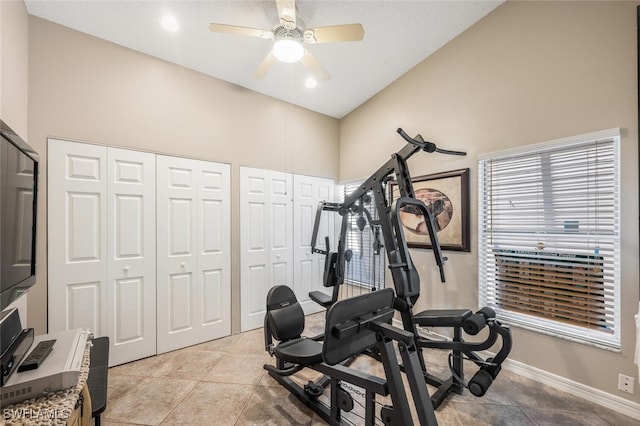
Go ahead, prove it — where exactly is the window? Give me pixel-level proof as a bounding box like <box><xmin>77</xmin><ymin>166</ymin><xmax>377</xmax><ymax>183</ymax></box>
<box><xmin>478</xmin><ymin>129</ymin><xmax>620</xmax><ymax>350</ymax></box>
<box><xmin>336</xmin><ymin>182</ymin><xmax>386</xmax><ymax>290</ymax></box>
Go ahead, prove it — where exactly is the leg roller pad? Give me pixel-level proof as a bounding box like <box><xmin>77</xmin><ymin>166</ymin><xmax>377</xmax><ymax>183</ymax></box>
<box><xmin>462</xmin><ymin>313</ymin><xmax>486</xmax><ymax>335</ymax></box>
<box><xmin>468</xmin><ymin>369</ymin><xmax>493</xmax><ymax>397</ymax></box>
<box><xmin>462</xmin><ymin>307</ymin><xmax>497</xmax><ymax>335</ymax></box>
<box><xmin>477</xmin><ymin>307</ymin><xmax>496</xmax><ymax>319</ymax></box>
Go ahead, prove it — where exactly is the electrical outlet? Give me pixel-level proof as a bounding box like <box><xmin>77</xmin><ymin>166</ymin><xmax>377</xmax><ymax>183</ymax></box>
<box><xmin>618</xmin><ymin>374</ymin><xmax>635</xmax><ymax>394</ymax></box>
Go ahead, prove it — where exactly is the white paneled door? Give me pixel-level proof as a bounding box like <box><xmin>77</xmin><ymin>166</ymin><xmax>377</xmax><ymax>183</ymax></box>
<box><xmin>156</xmin><ymin>155</ymin><xmax>230</xmax><ymax>353</ymax></box>
<box><xmin>49</xmin><ymin>140</ymin><xmax>108</xmax><ymax>337</ymax></box>
<box><xmin>293</xmin><ymin>175</ymin><xmax>335</xmax><ymax>315</ymax></box>
<box><xmin>240</xmin><ymin>167</ymin><xmax>293</xmax><ymax>332</ymax></box>
<box><xmin>48</xmin><ymin>140</ymin><xmax>157</xmax><ymax>366</ymax></box>
<box><xmin>106</xmin><ymin>148</ymin><xmax>156</xmax><ymax>365</ymax></box>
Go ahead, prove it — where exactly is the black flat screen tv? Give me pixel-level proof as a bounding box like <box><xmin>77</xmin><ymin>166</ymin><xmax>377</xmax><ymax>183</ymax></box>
<box><xmin>0</xmin><ymin>119</ymin><xmax>38</xmax><ymax>312</ymax></box>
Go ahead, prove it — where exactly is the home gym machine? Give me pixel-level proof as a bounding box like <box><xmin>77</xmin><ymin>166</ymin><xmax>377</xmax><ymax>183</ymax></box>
<box><xmin>309</xmin><ymin>181</ymin><xmax>385</xmax><ymax>308</ymax></box>
<box><xmin>309</xmin><ymin>128</ymin><xmax>513</xmax><ymax>409</ymax></box>
<box><xmin>264</xmin><ymin>285</ymin><xmax>438</xmax><ymax>425</ymax></box>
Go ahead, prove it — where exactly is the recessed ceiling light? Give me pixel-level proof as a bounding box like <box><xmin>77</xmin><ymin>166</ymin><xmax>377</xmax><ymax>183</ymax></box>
<box><xmin>272</xmin><ymin>39</ymin><xmax>304</xmax><ymax>63</ymax></box>
<box><xmin>305</xmin><ymin>77</ymin><xmax>318</xmax><ymax>89</ymax></box>
<box><xmin>161</xmin><ymin>15</ymin><xmax>179</xmax><ymax>32</ymax></box>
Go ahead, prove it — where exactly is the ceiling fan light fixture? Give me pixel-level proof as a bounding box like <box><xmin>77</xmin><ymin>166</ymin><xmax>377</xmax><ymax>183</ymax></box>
<box><xmin>272</xmin><ymin>39</ymin><xmax>304</xmax><ymax>63</ymax></box>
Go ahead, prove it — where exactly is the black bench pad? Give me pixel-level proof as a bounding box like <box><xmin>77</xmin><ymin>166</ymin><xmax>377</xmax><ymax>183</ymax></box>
<box><xmin>309</xmin><ymin>290</ymin><xmax>333</xmax><ymax>307</ymax></box>
<box><xmin>413</xmin><ymin>309</ymin><xmax>472</xmax><ymax>327</ymax></box>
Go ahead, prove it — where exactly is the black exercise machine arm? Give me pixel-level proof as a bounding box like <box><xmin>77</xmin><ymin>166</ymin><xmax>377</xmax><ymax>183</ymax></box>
<box><xmin>396</xmin><ymin>128</ymin><xmax>467</xmax><ymax>157</ymax></box>
<box><xmin>309</xmin><ymin>200</ymin><xmax>350</xmax><ymax>289</ymax></box>
<box><xmin>310</xmin><ymin>201</ymin><xmax>340</xmax><ymax>256</ymax></box>
<box><xmin>391</xmin><ymin>197</ymin><xmax>447</xmax><ymax>283</ymax></box>
<box><xmin>342</xmin><ymin>136</ymin><xmax>421</xmax><ymax>208</ymax></box>
<box><xmin>342</xmin><ymin>128</ymin><xmax>465</xmax><ymax>210</ymax></box>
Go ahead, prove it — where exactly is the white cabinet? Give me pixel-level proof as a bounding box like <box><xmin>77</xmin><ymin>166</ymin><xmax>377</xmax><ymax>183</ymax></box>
<box><xmin>240</xmin><ymin>168</ymin><xmax>334</xmax><ymax>331</ymax></box>
<box><xmin>48</xmin><ymin>140</ymin><xmax>230</xmax><ymax>365</ymax></box>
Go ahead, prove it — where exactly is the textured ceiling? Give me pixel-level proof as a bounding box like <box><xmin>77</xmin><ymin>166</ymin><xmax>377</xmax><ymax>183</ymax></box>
<box><xmin>24</xmin><ymin>0</ymin><xmax>503</xmax><ymax>118</ymax></box>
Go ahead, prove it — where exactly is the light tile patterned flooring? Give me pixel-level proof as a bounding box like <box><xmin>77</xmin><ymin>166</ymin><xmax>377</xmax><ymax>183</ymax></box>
<box><xmin>103</xmin><ymin>313</ymin><xmax>638</xmax><ymax>425</ymax></box>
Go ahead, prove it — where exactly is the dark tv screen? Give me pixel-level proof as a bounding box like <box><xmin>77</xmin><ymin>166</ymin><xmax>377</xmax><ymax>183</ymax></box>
<box><xmin>0</xmin><ymin>120</ymin><xmax>38</xmax><ymax>312</ymax></box>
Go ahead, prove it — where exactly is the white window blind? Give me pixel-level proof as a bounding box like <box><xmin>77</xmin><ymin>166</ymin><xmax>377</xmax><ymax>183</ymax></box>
<box><xmin>478</xmin><ymin>129</ymin><xmax>620</xmax><ymax>350</ymax></box>
<box><xmin>337</xmin><ymin>182</ymin><xmax>386</xmax><ymax>290</ymax></box>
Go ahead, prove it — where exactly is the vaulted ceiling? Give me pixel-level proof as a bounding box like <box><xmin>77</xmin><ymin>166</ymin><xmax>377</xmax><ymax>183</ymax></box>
<box><xmin>25</xmin><ymin>1</ymin><xmax>503</xmax><ymax>118</ymax></box>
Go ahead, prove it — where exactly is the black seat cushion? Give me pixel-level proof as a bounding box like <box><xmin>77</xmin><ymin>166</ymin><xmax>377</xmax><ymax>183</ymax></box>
<box><xmin>414</xmin><ymin>309</ymin><xmax>472</xmax><ymax>327</ymax></box>
<box><xmin>309</xmin><ymin>290</ymin><xmax>333</xmax><ymax>307</ymax></box>
<box><xmin>266</xmin><ymin>286</ymin><xmax>305</xmax><ymax>342</ymax></box>
<box><xmin>274</xmin><ymin>337</ymin><xmax>323</xmax><ymax>365</ymax></box>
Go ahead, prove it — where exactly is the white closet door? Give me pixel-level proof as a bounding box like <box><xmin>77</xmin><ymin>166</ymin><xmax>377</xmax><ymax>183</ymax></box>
<box><xmin>48</xmin><ymin>139</ymin><xmax>108</xmax><ymax>336</ymax></box>
<box><xmin>293</xmin><ymin>175</ymin><xmax>335</xmax><ymax>315</ymax></box>
<box><xmin>156</xmin><ymin>155</ymin><xmax>230</xmax><ymax>353</ymax></box>
<box><xmin>240</xmin><ymin>167</ymin><xmax>293</xmax><ymax>332</ymax></box>
<box><xmin>240</xmin><ymin>168</ymin><xmax>269</xmax><ymax>332</ymax></box>
<box><xmin>197</xmin><ymin>161</ymin><xmax>231</xmax><ymax>341</ymax></box>
<box><xmin>268</xmin><ymin>171</ymin><xmax>294</xmax><ymax>310</ymax></box>
<box><xmin>107</xmin><ymin>148</ymin><xmax>156</xmax><ymax>365</ymax></box>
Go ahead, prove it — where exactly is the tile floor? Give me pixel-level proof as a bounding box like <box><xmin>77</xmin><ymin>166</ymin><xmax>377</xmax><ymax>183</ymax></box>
<box><xmin>103</xmin><ymin>314</ymin><xmax>639</xmax><ymax>425</ymax></box>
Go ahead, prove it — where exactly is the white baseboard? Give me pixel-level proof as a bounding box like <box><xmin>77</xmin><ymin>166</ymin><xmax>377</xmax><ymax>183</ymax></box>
<box><xmin>392</xmin><ymin>318</ymin><xmax>640</xmax><ymax>420</ymax></box>
<box><xmin>502</xmin><ymin>357</ymin><xmax>640</xmax><ymax>420</ymax></box>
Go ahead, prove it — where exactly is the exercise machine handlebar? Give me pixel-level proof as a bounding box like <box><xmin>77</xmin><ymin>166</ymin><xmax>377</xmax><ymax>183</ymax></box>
<box><xmin>310</xmin><ymin>201</ymin><xmax>341</xmax><ymax>256</ymax></box>
<box><xmin>396</xmin><ymin>128</ymin><xmax>467</xmax><ymax>157</ymax></box>
<box><xmin>392</xmin><ymin>196</ymin><xmax>447</xmax><ymax>283</ymax></box>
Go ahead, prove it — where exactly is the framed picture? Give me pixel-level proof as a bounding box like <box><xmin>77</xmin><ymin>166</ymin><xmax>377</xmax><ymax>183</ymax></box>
<box><xmin>390</xmin><ymin>168</ymin><xmax>470</xmax><ymax>252</ymax></box>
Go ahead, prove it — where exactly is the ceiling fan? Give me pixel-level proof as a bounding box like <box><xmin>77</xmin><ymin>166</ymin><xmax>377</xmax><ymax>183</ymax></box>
<box><xmin>208</xmin><ymin>0</ymin><xmax>364</xmax><ymax>81</ymax></box>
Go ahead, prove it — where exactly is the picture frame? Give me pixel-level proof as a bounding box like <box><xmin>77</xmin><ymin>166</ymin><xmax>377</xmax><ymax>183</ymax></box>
<box><xmin>390</xmin><ymin>168</ymin><xmax>470</xmax><ymax>252</ymax></box>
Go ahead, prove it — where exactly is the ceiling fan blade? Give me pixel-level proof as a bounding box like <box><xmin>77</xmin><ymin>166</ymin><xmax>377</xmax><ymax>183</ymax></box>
<box><xmin>300</xmin><ymin>50</ymin><xmax>331</xmax><ymax>81</ymax></box>
<box><xmin>276</xmin><ymin>0</ymin><xmax>297</xmax><ymax>29</ymax></box>
<box><xmin>208</xmin><ymin>23</ymin><xmax>273</xmax><ymax>39</ymax></box>
<box><xmin>304</xmin><ymin>24</ymin><xmax>365</xmax><ymax>44</ymax></box>
<box><xmin>253</xmin><ymin>51</ymin><xmax>278</xmax><ymax>79</ymax></box>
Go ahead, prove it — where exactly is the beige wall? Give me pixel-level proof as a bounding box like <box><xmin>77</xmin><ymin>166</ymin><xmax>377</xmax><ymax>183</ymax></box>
<box><xmin>340</xmin><ymin>1</ymin><xmax>638</xmax><ymax>402</ymax></box>
<box><xmin>1</xmin><ymin>0</ymin><xmax>28</xmax><ymax>137</ymax></box>
<box><xmin>27</xmin><ymin>16</ymin><xmax>339</xmax><ymax>335</ymax></box>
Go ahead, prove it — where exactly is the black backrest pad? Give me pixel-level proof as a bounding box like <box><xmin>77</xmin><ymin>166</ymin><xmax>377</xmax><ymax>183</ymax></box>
<box><xmin>388</xmin><ymin>249</ymin><xmax>420</xmax><ymax>300</ymax></box>
<box><xmin>323</xmin><ymin>288</ymin><xmax>395</xmax><ymax>365</ymax></box>
<box><xmin>266</xmin><ymin>285</ymin><xmax>305</xmax><ymax>342</ymax></box>
<box><xmin>323</xmin><ymin>252</ymin><xmax>339</xmax><ymax>287</ymax></box>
